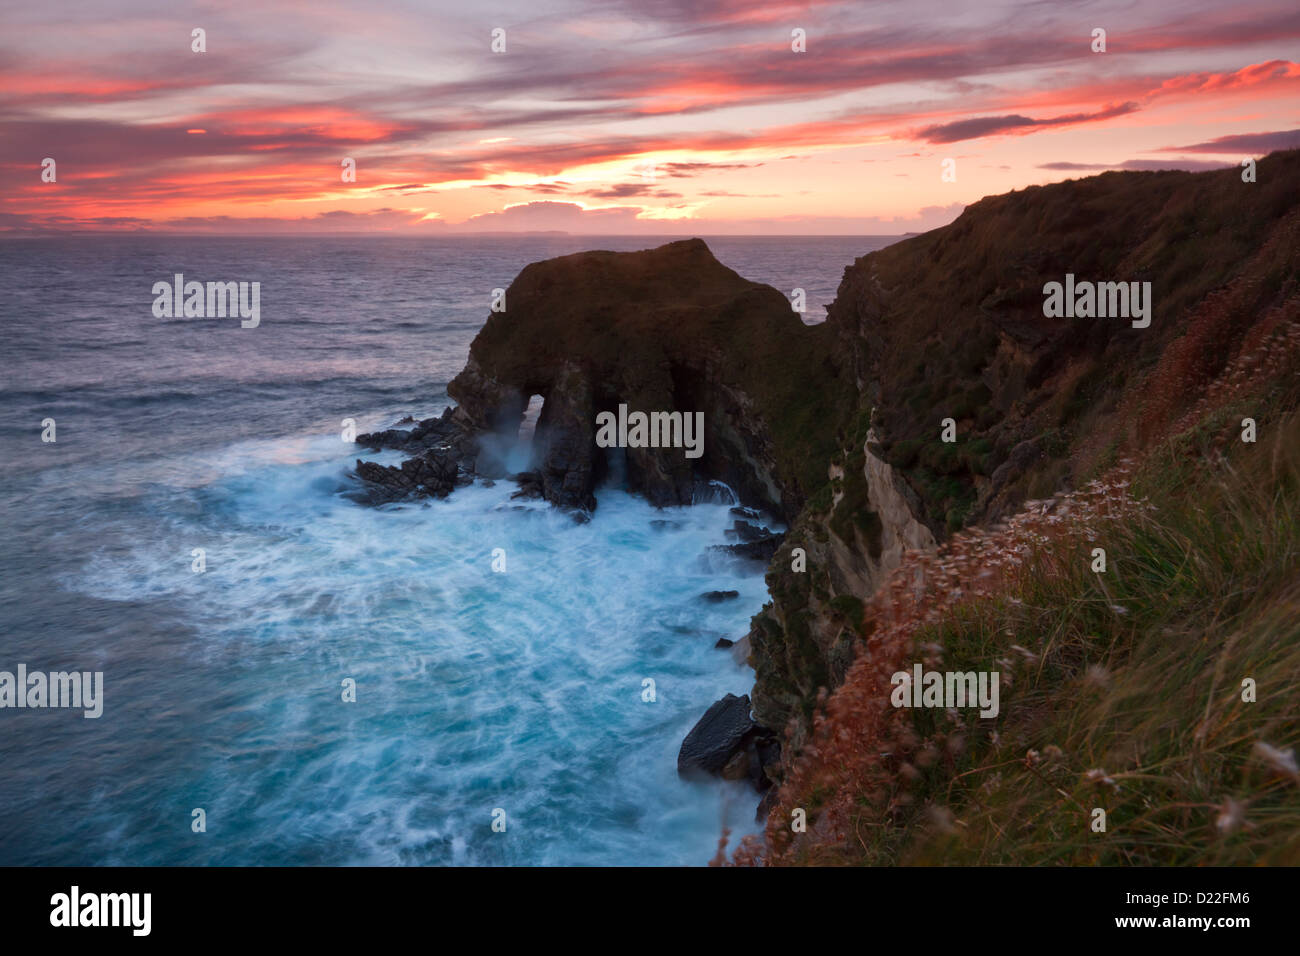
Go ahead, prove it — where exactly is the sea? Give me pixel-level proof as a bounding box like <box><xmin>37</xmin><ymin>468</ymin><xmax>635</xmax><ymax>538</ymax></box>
<box><xmin>0</xmin><ymin>234</ymin><xmax>895</xmax><ymax>865</ymax></box>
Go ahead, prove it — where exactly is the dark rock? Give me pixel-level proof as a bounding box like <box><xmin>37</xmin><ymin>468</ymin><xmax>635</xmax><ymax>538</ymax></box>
<box><xmin>751</xmin><ymin>732</ymin><xmax>782</xmax><ymax>791</ymax></box>
<box><xmin>444</xmin><ymin>238</ymin><xmax>845</xmax><ymax>521</ymax></box>
<box><xmin>729</xmin><ymin>506</ymin><xmax>762</xmax><ymax>520</ymax></box>
<box><xmin>445</xmin><ymin>353</ymin><xmax>529</xmax><ymax>435</ymax></box>
<box><xmin>729</xmin><ymin>519</ymin><xmax>774</xmax><ymax>543</ymax></box>
<box><xmin>533</xmin><ymin>362</ymin><xmax>599</xmax><ymax>512</ymax></box>
<box><xmin>721</xmin><ymin>749</ymin><xmax>751</xmax><ymax>781</ymax></box>
<box><xmin>341</xmin><ymin>475</ymin><xmax>403</xmax><ymax>506</ymax></box>
<box><xmin>510</xmin><ymin>471</ymin><xmax>544</xmax><ymax>500</ymax></box>
<box><xmin>352</xmin><ymin>447</ymin><xmax>462</xmax><ymax>502</ymax></box>
<box><xmin>677</xmin><ymin>693</ymin><xmax>755</xmax><ymax>778</ymax></box>
<box><xmin>710</xmin><ymin>530</ymin><xmax>784</xmax><ymax>564</ymax></box>
<box><xmin>701</xmin><ymin>590</ymin><xmax>740</xmax><ymax>603</ymax></box>
<box><xmin>357</xmin><ymin>406</ymin><xmax>462</xmax><ymax>453</ymax></box>
<box><xmin>714</xmin><ymin>637</ymin><xmax>735</xmax><ymax>649</ymax></box>
<box><xmin>678</xmin><ymin>694</ymin><xmax>781</xmax><ymax>796</ymax></box>
<box><xmin>354</xmin><ymin>427</ymin><xmax>412</xmax><ymax>451</ymax></box>
<box><xmin>358</xmin><ymin>239</ymin><xmax>844</xmax><ymax>521</ymax></box>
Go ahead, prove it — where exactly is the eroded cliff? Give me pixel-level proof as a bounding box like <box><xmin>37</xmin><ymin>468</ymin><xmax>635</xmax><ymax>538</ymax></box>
<box><xmin>445</xmin><ymin>237</ymin><xmax>851</xmax><ymax>521</ymax></box>
<box><xmin>749</xmin><ymin>148</ymin><xmax>1300</xmax><ymax>741</ymax></box>
<box><xmin>352</xmin><ymin>150</ymin><xmax>1300</xmax><ymax>812</ymax></box>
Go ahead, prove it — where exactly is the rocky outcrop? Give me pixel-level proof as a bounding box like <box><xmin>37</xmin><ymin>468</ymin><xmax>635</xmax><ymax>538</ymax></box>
<box><xmin>347</xmin><ymin>150</ymin><xmax>1300</xmax><ymax>812</ymax></box>
<box><xmin>863</xmin><ymin>432</ymin><xmax>937</xmax><ymax>570</ymax></box>
<box><xmin>532</xmin><ymin>361</ymin><xmax>598</xmax><ymax>511</ymax></box>
<box><xmin>677</xmin><ymin>693</ymin><xmax>754</xmax><ymax>777</ymax></box>
<box><xmin>827</xmin><ymin>150</ymin><xmax>1300</xmax><ymax>533</ymax></box>
<box><xmin>677</xmin><ymin>693</ymin><xmax>780</xmax><ymax>795</ymax></box>
<box><xmin>747</xmin><ymin>453</ymin><xmax>916</xmax><ymax>733</ymax></box>
<box><xmin>348</xmin><ymin>240</ymin><xmax>849</xmax><ymax>516</ymax></box>
<box><xmin>352</xmin><ymin>448</ymin><xmax>464</xmax><ymax>503</ymax></box>
<box><xmin>710</xmin><ymin>532</ymin><xmax>785</xmax><ymax>564</ymax></box>
<box><xmin>443</xmin><ymin>238</ymin><xmax>851</xmax><ymax>522</ymax></box>
<box><xmin>346</xmin><ymin>407</ymin><xmax>479</xmax><ymax>503</ymax></box>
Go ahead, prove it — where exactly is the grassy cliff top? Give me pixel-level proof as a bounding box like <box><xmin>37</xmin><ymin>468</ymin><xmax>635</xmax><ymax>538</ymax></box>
<box><xmin>829</xmin><ymin>149</ymin><xmax>1300</xmax><ymax>532</ymax></box>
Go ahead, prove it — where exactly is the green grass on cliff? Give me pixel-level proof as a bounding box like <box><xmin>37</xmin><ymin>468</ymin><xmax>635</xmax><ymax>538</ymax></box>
<box><xmin>842</xmin><ymin>403</ymin><xmax>1300</xmax><ymax>866</ymax></box>
<box><xmin>858</xmin><ymin>149</ymin><xmax>1300</xmax><ymax>532</ymax></box>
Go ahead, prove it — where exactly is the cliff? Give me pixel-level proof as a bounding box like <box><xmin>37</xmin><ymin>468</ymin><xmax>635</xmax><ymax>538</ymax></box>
<box><xmin>353</xmin><ymin>151</ymin><xmax>1300</xmax><ymax>861</ymax></box>
<box><xmin>750</xmin><ymin>148</ymin><xmax>1300</xmax><ymax>740</ymax></box>
<box><xmin>446</xmin><ymin>238</ymin><xmax>851</xmax><ymax>520</ymax></box>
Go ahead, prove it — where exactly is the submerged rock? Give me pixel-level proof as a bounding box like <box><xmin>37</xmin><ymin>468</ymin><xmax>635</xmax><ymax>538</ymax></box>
<box><xmin>701</xmin><ymin>590</ymin><xmax>740</xmax><ymax>603</ymax></box>
<box><xmin>510</xmin><ymin>471</ymin><xmax>544</xmax><ymax>500</ymax></box>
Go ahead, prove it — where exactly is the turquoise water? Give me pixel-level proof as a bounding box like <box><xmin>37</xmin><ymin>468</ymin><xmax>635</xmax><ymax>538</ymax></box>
<box><xmin>0</xmin><ymin>235</ymin><xmax>888</xmax><ymax>864</ymax></box>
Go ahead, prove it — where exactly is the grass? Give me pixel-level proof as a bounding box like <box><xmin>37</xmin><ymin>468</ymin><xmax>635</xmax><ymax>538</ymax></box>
<box><xmin>730</xmin><ymin>152</ymin><xmax>1300</xmax><ymax>865</ymax></box>
<box><xmin>897</xmin><ymin>416</ymin><xmax>1300</xmax><ymax>865</ymax></box>
<box><xmin>743</xmin><ymin>399</ymin><xmax>1300</xmax><ymax>866</ymax></box>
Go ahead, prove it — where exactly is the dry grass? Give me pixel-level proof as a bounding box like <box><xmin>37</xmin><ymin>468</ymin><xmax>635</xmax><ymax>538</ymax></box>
<box><xmin>731</xmin><ymin>313</ymin><xmax>1300</xmax><ymax>865</ymax></box>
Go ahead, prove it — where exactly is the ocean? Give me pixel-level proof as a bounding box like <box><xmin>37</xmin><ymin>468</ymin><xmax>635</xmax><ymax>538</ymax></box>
<box><xmin>0</xmin><ymin>234</ymin><xmax>894</xmax><ymax>865</ymax></box>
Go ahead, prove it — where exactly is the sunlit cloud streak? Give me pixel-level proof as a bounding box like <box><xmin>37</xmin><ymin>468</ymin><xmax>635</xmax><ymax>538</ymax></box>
<box><xmin>2</xmin><ymin>0</ymin><xmax>1297</xmax><ymax>233</ymax></box>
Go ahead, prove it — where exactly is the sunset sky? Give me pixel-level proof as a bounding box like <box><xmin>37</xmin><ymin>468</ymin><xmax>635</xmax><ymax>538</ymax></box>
<box><xmin>3</xmin><ymin>0</ymin><xmax>1297</xmax><ymax>234</ymax></box>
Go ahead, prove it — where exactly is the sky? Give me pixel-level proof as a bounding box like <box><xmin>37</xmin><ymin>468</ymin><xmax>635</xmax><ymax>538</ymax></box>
<box><xmin>2</xmin><ymin>0</ymin><xmax>1297</xmax><ymax>235</ymax></box>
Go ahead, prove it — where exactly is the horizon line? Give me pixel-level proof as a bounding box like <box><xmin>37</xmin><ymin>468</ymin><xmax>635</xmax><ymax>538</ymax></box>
<box><xmin>0</xmin><ymin>231</ymin><xmax>922</xmax><ymax>240</ymax></box>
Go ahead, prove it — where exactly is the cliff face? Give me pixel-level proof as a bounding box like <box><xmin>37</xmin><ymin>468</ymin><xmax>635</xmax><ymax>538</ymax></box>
<box><xmin>753</xmin><ymin>153</ymin><xmax>1300</xmax><ymax>865</ymax></box>
<box><xmin>433</xmin><ymin>238</ymin><xmax>917</xmax><ymax>747</ymax></box>
<box><xmin>446</xmin><ymin>238</ymin><xmax>852</xmax><ymax>521</ymax></box>
<box><xmin>748</xmin><ymin>148</ymin><xmax>1300</xmax><ymax>738</ymax></box>
<box><xmin>365</xmin><ymin>151</ymin><xmax>1299</xmax><ymax>799</ymax></box>
<box><xmin>827</xmin><ymin>149</ymin><xmax>1300</xmax><ymax>532</ymax></box>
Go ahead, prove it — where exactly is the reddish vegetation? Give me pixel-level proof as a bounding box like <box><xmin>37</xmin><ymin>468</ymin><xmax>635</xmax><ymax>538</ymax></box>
<box><xmin>728</xmin><ymin>292</ymin><xmax>1300</xmax><ymax>863</ymax></box>
<box><xmin>728</xmin><ymin>464</ymin><xmax>1151</xmax><ymax>865</ymax></box>
<box><xmin>724</xmin><ymin>154</ymin><xmax>1300</xmax><ymax>866</ymax></box>
<box><xmin>1140</xmin><ymin>209</ymin><xmax>1300</xmax><ymax>445</ymax></box>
